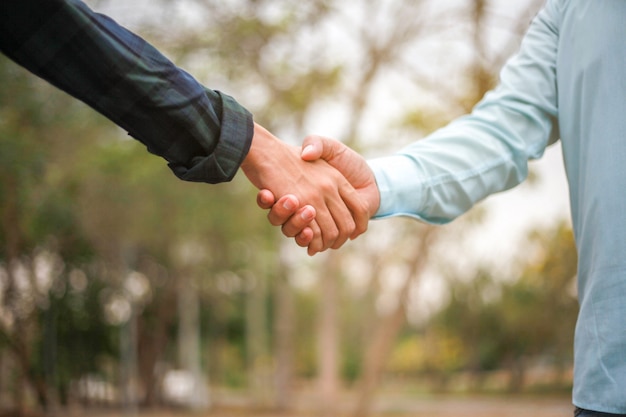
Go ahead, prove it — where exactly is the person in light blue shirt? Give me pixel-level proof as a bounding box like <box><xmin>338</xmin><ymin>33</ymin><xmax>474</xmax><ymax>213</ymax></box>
<box><xmin>258</xmin><ymin>0</ymin><xmax>626</xmax><ymax>415</ymax></box>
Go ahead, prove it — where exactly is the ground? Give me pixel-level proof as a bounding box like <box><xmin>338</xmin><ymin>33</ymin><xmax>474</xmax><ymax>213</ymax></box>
<box><xmin>62</xmin><ymin>394</ymin><xmax>573</xmax><ymax>417</ymax></box>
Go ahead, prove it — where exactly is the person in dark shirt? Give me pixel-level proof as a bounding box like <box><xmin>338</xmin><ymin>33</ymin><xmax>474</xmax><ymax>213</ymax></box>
<box><xmin>0</xmin><ymin>0</ymin><xmax>372</xmax><ymax>250</ymax></box>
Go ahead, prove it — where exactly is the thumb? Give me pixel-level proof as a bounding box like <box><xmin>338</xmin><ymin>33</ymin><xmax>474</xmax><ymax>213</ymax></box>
<box><xmin>301</xmin><ymin>135</ymin><xmax>342</xmax><ymax>162</ymax></box>
<box><xmin>256</xmin><ymin>189</ymin><xmax>277</xmax><ymax>210</ymax></box>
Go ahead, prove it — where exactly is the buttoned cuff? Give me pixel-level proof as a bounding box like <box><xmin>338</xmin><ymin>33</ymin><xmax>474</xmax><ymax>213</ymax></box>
<box><xmin>169</xmin><ymin>91</ymin><xmax>254</xmax><ymax>184</ymax></box>
<box><xmin>367</xmin><ymin>155</ymin><xmax>427</xmax><ymax>221</ymax></box>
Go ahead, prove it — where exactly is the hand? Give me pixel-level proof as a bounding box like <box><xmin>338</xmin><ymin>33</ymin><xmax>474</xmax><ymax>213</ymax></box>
<box><xmin>257</xmin><ymin>135</ymin><xmax>380</xmax><ymax>254</ymax></box>
<box><xmin>257</xmin><ymin>191</ymin><xmax>316</xmax><ymax>247</ymax></box>
<box><xmin>241</xmin><ymin>124</ymin><xmax>370</xmax><ymax>254</ymax></box>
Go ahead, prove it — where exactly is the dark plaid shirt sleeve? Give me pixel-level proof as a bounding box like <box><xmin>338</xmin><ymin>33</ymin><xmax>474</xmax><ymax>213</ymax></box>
<box><xmin>0</xmin><ymin>0</ymin><xmax>253</xmax><ymax>183</ymax></box>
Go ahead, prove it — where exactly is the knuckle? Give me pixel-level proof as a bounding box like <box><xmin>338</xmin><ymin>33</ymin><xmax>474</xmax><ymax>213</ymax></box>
<box><xmin>345</xmin><ymin>218</ymin><xmax>356</xmax><ymax>234</ymax></box>
<box><xmin>268</xmin><ymin>213</ymin><xmax>283</xmax><ymax>227</ymax></box>
<box><xmin>335</xmin><ymin>217</ymin><xmax>355</xmax><ymax>239</ymax></box>
<box><xmin>354</xmin><ymin>218</ymin><xmax>368</xmax><ymax>236</ymax></box>
<box><xmin>309</xmin><ymin>239</ymin><xmax>323</xmax><ymax>253</ymax></box>
<box><xmin>325</xmin><ymin>228</ymin><xmax>339</xmax><ymax>245</ymax></box>
<box><xmin>281</xmin><ymin>226</ymin><xmax>293</xmax><ymax>238</ymax></box>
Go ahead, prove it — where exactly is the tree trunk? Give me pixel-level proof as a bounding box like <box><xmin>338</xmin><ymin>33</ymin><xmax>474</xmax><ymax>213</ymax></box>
<box><xmin>246</xmin><ymin>268</ymin><xmax>272</xmax><ymax>408</ymax></box>
<box><xmin>353</xmin><ymin>227</ymin><xmax>437</xmax><ymax>417</ymax></box>
<box><xmin>507</xmin><ymin>356</ymin><xmax>526</xmax><ymax>393</ymax></box>
<box><xmin>138</xmin><ymin>280</ymin><xmax>176</xmax><ymax>407</ymax></box>
<box><xmin>353</xmin><ymin>305</ymin><xmax>407</xmax><ymax>417</ymax></box>
<box><xmin>273</xmin><ymin>264</ymin><xmax>294</xmax><ymax>411</ymax></box>
<box><xmin>317</xmin><ymin>253</ymin><xmax>340</xmax><ymax>416</ymax></box>
<box><xmin>177</xmin><ymin>274</ymin><xmax>209</xmax><ymax>410</ymax></box>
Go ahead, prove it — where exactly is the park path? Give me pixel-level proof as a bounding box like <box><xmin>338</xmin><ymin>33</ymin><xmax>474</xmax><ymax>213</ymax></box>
<box><xmin>371</xmin><ymin>394</ymin><xmax>573</xmax><ymax>416</ymax></box>
<box><xmin>68</xmin><ymin>393</ymin><xmax>574</xmax><ymax>417</ymax></box>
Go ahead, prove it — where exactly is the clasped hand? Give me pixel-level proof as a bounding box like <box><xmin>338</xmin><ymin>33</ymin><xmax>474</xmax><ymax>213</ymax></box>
<box><xmin>243</xmin><ymin>125</ymin><xmax>380</xmax><ymax>255</ymax></box>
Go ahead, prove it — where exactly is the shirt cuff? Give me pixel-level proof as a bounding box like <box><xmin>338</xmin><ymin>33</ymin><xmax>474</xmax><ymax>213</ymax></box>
<box><xmin>169</xmin><ymin>91</ymin><xmax>254</xmax><ymax>184</ymax></box>
<box><xmin>209</xmin><ymin>91</ymin><xmax>254</xmax><ymax>181</ymax></box>
<box><xmin>367</xmin><ymin>155</ymin><xmax>428</xmax><ymax>221</ymax></box>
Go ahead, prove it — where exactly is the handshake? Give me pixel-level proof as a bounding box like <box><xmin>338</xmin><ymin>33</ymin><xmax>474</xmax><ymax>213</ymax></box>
<box><xmin>241</xmin><ymin>123</ymin><xmax>380</xmax><ymax>256</ymax></box>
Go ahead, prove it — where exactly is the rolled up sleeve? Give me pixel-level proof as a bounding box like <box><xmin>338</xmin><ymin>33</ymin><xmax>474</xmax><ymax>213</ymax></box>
<box><xmin>0</xmin><ymin>0</ymin><xmax>253</xmax><ymax>184</ymax></box>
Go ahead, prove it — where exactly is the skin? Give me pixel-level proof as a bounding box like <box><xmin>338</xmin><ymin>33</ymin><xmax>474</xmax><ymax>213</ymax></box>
<box><xmin>256</xmin><ymin>134</ymin><xmax>380</xmax><ymax>255</ymax></box>
<box><xmin>241</xmin><ymin>124</ymin><xmax>372</xmax><ymax>255</ymax></box>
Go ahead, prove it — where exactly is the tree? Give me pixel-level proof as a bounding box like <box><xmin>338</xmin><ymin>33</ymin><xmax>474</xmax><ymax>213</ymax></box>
<box><xmin>0</xmin><ymin>53</ymin><xmax>121</xmax><ymax>414</ymax></box>
<box><xmin>433</xmin><ymin>221</ymin><xmax>577</xmax><ymax>392</ymax></box>
<box><xmin>0</xmin><ymin>0</ymin><xmax>561</xmax><ymax>415</ymax></box>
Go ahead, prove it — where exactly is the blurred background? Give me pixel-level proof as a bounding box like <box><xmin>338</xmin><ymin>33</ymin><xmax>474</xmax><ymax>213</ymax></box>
<box><xmin>0</xmin><ymin>0</ymin><xmax>578</xmax><ymax>416</ymax></box>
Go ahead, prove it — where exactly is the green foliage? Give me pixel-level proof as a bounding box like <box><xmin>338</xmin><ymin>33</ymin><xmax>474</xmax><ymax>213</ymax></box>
<box><xmin>0</xmin><ymin>54</ymin><xmax>122</xmax><ymax>409</ymax></box>
<box><xmin>35</xmin><ymin>271</ymin><xmax>118</xmax><ymax>404</ymax></box>
<box><xmin>0</xmin><ymin>0</ymin><xmax>564</xmax><ymax>412</ymax></box>
<box><xmin>0</xmin><ymin>47</ymin><xmax>278</xmax><ymax>408</ymax></box>
<box><xmin>429</xmin><ymin>221</ymin><xmax>578</xmax><ymax>391</ymax></box>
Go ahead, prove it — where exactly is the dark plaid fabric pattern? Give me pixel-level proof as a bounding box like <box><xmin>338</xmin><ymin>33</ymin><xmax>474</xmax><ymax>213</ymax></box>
<box><xmin>0</xmin><ymin>0</ymin><xmax>253</xmax><ymax>183</ymax></box>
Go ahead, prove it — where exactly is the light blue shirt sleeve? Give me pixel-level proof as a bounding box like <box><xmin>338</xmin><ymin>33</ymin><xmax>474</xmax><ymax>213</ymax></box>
<box><xmin>368</xmin><ymin>1</ymin><xmax>561</xmax><ymax>224</ymax></box>
<box><xmin>370</xmin><ymin>1</ymin><xmax>626</xmax><ymax>412</ymax></box>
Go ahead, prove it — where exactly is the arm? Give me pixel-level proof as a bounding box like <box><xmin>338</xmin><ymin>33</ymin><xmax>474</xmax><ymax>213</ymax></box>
<box><xmin>370</xmin><ymin>0</ymin><xmax>560</xmax><ymax>222</ymax></box>
<box><xmin>0</xmin><ymin>0</ymin><xmax>371</xmax><ymax>249</ymax></box>
<box><xmin>0</xmin><ymin>0</ymin><xmax>251</xmax><ymax>184</ymax></box>
<box><xmin>260</xmin><ymin>0</ymin><xmax>561</xmax><ymax>247</ymax></box>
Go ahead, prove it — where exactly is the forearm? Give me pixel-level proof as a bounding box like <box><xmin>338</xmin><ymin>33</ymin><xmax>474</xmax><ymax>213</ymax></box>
<box><xmin>370</xmin><ymin>2</ymin><xmax>560</xmax><ymax>223</ymax></box>
<box><xmin>369</xmin><ymin>113</ymin><xmax>544</xmax><ymax>224</ymax></box>
<box><xmin>0</xmin><ymin>0</ymin><xmax>253</xmax><ymax>183</ymax></box>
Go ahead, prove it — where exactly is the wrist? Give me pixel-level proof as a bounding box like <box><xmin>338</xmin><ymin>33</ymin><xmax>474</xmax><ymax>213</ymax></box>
<box><xmin>241</xmin><ymin>123</ymin><xmax>275</xmax><ymax>185</ymax></box>
<box><xmin>367</xmin><ymin>184</ymin><xmax>381</xmax><ymax>218</ymax></box>
<box><xmin>241</xmin><ymin>123</ymin><xmax>298</xmax><ymax>192</ymax></box>
<box><xmin>241</xmin><ymin>123</ymin><xmax>266</xmax><ymax>171</ymax></box>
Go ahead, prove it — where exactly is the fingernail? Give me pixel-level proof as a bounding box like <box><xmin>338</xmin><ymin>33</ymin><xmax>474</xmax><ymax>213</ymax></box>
<box><xmin>301</xmin><ymin>207</ymin><xmax>314</xmax><ymax>221</ymax></box>
<box><xmin>302</xmin><ymin>145</ymin><xmax>314</xmax><ymax>156</ymax></box>
<box><xmin>283</xmin><ymin>199</ymin><xmax>296</xmax><ymax>210</ymax></box>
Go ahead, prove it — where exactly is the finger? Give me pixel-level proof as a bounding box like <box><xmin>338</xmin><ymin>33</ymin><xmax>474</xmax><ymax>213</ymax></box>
<box><xmin>338</xmin><ymin>184</ymin><xmax>370</xmax><ymax>240</ymax></box>
<box><xmin>303</xmin><ymin>137</ymin><xmax>372</xmax><ymax>240</ymax></box>
<box><xmin>314</xmin><ymin>167</ymin><xmax>358</xmax><ymax>250</ymax></box>
<box><xmin>313</xmin><ymin>206</ymin><xmax>339</xmax><ymax>252</ymax></box>
<box><xmin>305</xmin><ymin>167</ymin><xmax>356</xmax><ymax>251</ymax></box>
<box><xmin>281</xmin><ymin>205</ymin><xmax>316</xmax><ymax>238</ymax></box>
<box><xmin>295</xmin><ymin>227</ymin><xmax>314</xmax><ymax>248</ymax></box>
<box><xmin>325</xmin><ymin>192</ymin><xmax>356</xmax><ymax>250</ymax></box>
<box><xmin>304</xmin><ymin>178</ymin><xmax>340</xmax><ymax>251</ymax></box>
<box><xmin>257</xmin><ymin>189</ymin><xmax>277</xmax><ymax>209</ymax></box>
<box><xmin>306</xmin><ymin>220</ymin><xmax>326</xmax><ymax>256</ymax></box>
<box><xmin>267</xmin><ymin>195</ymin><xmax>300</xmax><ymax>227</ymax></box>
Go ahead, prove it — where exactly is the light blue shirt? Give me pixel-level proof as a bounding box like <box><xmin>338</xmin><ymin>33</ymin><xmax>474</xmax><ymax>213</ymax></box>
<box><xmin>368</xmin><ymin>0</ymin><xmax>626</xmax><ymax>412</ymax></box>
